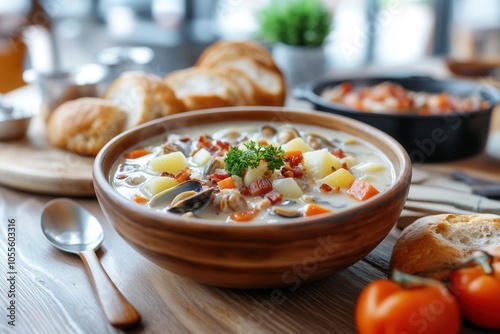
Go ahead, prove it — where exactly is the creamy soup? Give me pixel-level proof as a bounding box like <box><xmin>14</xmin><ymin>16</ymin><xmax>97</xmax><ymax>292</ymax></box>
<box><xmin>111</xmin><ymin>122</ymin><xmax>394</xmax><ymax>223</ymax></box>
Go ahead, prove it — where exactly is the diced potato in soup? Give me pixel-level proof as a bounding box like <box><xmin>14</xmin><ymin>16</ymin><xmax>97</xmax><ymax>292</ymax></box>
<box><xmin>111</xmin><ymin>122</ymin><xmax>393</xmax><ymax>223</ymax></box>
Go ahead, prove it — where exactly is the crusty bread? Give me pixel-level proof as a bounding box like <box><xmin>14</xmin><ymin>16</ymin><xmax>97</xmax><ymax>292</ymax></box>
<box><xmin>47</xmin><ymin>98</ymin><xmax>127</xmax><ymax>156</ymax></box>
<box><xmin>196</xmin><ymin>40</ymin><xmax>278</xmax><ymax>71</ymax></box>
<box><xmin>212</xmin><ymin>67</ymin><xmax>257</xmax><ymax>105</ymax></box>
<box><xmin>207</xmin><ymin>55</ymin><xmax>286</xmax><ymax>106</ymax></box>
<box><xmin>164</xmin><ymin>68</ymin><xmax>247</xmax><ymax>111</ymax></box>
<box><xmin>104</xmin><ymin>71</ymin><xmax>184</xmax><ymax>128</ymax></box>
<box><xmin>390</xmin><ymin>214</ymin><xmax>500</xmax><ymax>280</ymax></box>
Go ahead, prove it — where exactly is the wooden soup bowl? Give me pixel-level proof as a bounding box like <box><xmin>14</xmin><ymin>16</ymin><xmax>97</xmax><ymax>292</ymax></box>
<box><xmin>94</xmin><ymin>107</ymin><xmax>411</xmax><ymax>289</ymax></box>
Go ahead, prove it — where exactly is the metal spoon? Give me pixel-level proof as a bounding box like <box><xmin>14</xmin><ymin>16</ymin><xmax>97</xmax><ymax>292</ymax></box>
<box><xmin>40</xmin><ymin>198</ymin><xmax>141</xmax><ymax>328</ymax></box>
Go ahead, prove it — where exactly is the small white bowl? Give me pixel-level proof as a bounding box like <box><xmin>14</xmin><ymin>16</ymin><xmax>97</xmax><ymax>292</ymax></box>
<box><xmin>0</xmin><ymin>100</ymin><xmax>32</xmax><ymax>141</ymax></box>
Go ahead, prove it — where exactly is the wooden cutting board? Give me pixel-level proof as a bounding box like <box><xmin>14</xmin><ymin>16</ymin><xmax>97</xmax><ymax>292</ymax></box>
<box><xmin>0</xmin><ymin>86</ymin><xmax>94</xmax><ymax>196</ymax></box>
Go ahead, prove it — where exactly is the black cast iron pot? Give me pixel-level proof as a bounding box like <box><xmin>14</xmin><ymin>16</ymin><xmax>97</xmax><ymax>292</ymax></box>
<box><xmin>294</xmin><ymin>76</ymin><xmax>500</xmax><ymax>163</ymax></box>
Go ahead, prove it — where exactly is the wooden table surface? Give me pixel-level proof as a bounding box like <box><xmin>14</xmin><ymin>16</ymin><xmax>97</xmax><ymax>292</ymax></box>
<box><xmin>1</xmin><ymin>63</ymin><xmax>500</xmax><ymax>334</ymax></box>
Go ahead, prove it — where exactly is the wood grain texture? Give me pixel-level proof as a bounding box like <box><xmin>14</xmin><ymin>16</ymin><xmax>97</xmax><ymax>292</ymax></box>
<box><xmin>0</xmin><ymin>185</ymin><xmax>493</xmax><ymax>334</ymax></box>
<box><xmin>79</xmin><ymin>249</ymin><xmax>141</xmax><ymax>328</ymax></box>
<box><xmin>0</xmin><ymin>64</ymin><xmax>498</xmax><ymax>333</ymax></box>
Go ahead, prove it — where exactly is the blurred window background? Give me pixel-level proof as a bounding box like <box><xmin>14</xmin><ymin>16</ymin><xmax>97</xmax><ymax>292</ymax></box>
<box><xmin>1</xmin><ymin>0</ymin><xmax>500</xmax><ymax>93</ymax></box>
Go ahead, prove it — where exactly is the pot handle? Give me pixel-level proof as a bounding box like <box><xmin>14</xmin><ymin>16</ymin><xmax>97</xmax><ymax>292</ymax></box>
<box><xmin>292</xmin><ymin>82</ymin><xmax>310</xmax><ymax>101</ymax></box>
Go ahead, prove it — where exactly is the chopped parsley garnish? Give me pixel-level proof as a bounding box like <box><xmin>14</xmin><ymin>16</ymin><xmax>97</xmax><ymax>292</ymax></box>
<box><xmin>224</xmin><ymin>141</ymin><xmax>285</xmax><ymax>177</ymax></box>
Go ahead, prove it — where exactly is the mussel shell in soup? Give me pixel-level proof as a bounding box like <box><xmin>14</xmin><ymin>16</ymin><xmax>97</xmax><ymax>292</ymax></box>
<box><xmin>111</xmin><ymin>122</ymin><xmax>394</xmax><ymax>223</ymax></box>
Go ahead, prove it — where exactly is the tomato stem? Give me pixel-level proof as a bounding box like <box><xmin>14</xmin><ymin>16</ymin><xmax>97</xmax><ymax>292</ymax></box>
<box><xmin>454</xmin><ymin>251</ymin><xmax>494</xmax><ymax>275</ymax></box>
<box><xmin>391</xmin><ymin>269</ymin><xmax>444</xmax><ymax>289</ymax></box>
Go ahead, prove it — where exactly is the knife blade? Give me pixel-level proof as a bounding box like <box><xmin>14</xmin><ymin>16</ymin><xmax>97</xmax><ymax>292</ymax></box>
<box><xmin>408</xmin><ymin>184</ymin><xmax>500</xmax><ymax>214</ymax></box>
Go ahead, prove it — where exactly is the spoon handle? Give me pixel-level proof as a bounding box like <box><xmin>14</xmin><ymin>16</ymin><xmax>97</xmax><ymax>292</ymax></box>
<box><xmin>79</xmin><ymin>250</ymin><xmax>141</xmax><ymax>328</ymax></box>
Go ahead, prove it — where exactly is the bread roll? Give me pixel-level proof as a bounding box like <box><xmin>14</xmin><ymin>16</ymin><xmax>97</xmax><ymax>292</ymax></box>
<box><xmin>47</xmin><ymin>98</ymin><xmax>127</xmax><ymax>156</ymax></box>
<box><xmin>104</xmin><ymin>71</ymin><xmax>184</xmax><ymax>128</ymax></box>
<box><xmin>164</xmin><ymin>68</ymin><xmax>247</xmax><ymax>111</ymax></box>
<box><xmin>196</xmin><ymin>40</ymin><xmax>278</xmax><ymax>71</ymax></box>
<box><xmin>390</xmin><ymin>214</ymin><xmax>500</xmax><ymax>280</ymax></box>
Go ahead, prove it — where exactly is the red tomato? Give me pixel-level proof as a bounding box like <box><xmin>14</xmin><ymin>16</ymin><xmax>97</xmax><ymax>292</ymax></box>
<box><xmin>356</xmin><ymin>279</ymin><xmax>461</xmax><ymax>334</ymax></box>
<box><xmin>449</xmin><ymin>252</ymin><xmax>500</xmax><ymax>329</ymax></box>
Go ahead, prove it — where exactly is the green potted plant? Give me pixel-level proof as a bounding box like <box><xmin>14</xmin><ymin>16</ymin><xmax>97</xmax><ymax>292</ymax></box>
<box><xmin>258</xmin><ymin>0</ymin><xmax>333</xmax><ymax>86</ymax></box>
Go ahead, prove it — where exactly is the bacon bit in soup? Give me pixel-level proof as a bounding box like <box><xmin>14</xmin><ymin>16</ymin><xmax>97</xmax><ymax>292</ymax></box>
<box><xmin>331</xmin><ymin>148</ymin><xmax>346</xmax><ymax>159</ymax></box>
<box><xmin>264</xmin><ymin>190</ymin><xmax>283</xmax><ymax>205</ymax></box>
<box><xmin>284</xmin><ymin>150</ymin><xmax>304</xmax><ymax>167</ymax></box>
<box><xmin>248</xmin><ymin>178</ymin><xmax>273</xmax><ymax>196</ymax></box>
<box><xmin>217</xmin><ymin>177</ymin><xmax>237</xmax><ymax>190</ymax></box>
<box><xmin>347</xmin><ymin>179</ymin><xmax>379</xmax><ymax>201</ymax></box>
<box><xmin>342</xmin><ymin>162</ymin><xmax>349</xmax><ymax>170</ymax></box>
<box><xmin>230</xmin><ymin>208</ymin><xmax>260</xmax><ymax>222</ymax></box>
<box><xmin>116</xmin><ymin>174</ymin><xmax>127</xmax><ymax>180</ymax></box>
<box><xmin>197</xmin><ymin>135</ymin><xmax>230</xmax><ymax>156</ymax></box>
<box><xmin>161</xmin><ymin>171</ymin><xmax>175</xmax><ymax>178</ymax></box>
<box><xmin>210</xmin><ymin>171</ymin><xmax>231</xmax><ymax>183</ymax></box>
<box><xmin>281</xmin><ymin>165</ymin><xmax>305</xmax><ymax>178</ymax></box>
<box><xmin>125</xmin><ymin>149</ymin><xmax>151</xmax><ymax>159</ymax></box>
<box><xmin>174</xmin><ymin>167</ymin><xmax>192</xmax><ymax>182</ymax></box>
<box><xmin>319</xmin><ymin>183</ymin><xmax>340</xmax><ymax>193</ymax></box>
<box><xmin>132</xmin><ymin>194</ymin><xmax>149</xmax><ymax>204</ymax></box>
<box><xmin>304</xmin><ymin>203</ymin><xmax>332</xmax><ymax>216</ymax></box>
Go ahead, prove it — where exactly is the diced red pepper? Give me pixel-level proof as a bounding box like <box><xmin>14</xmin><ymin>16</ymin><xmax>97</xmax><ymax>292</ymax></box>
<box><xmin>248</xmin><ymin>178</ymin><xmax>273</xmax><ymax>196</ymax></box>
<box><xmin>264</xmin><ymin>190</ymin><xmax>283</xmax><ymax>205</ymax></box>
<box><xmin>241</xmin><ymin>186</ymin><xmax>251</xmax><ymax>196</ymax></box>
<box><xmin>347</xmin><ymin>179</ymin><xmax>379</xmax><ymax>201</ymax></box>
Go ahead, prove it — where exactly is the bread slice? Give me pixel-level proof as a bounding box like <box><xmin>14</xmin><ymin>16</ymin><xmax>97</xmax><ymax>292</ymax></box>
<box><xmin>390</xmin><ymin>214</ymin><xmax>500</xmax><ymax>280</ymax></box>
<box><xmin>48</xmin><ymin>97</ymin><xmax>127</xmax><ymax>156</ymax></box>
<box><xmin>104</xmin><ymin>71</ymin><xmax>185</xmax><ymax>129</ymax></box>
<box><xmin>207</xmin><ymin>56</ymin><xmax>286</xmax><ymax>106</ymax></box>
<box><xmin>164</xmin><ymin>68</ymin><xmax>247</xmax><ymax>111</ymax></box>
<box><xmin>196</xmin><ymin>40</ymin><xmax>278</xmax><ymax>71</ymax></box>
<box><xmin>212</xmin><ymin>67</ymin><xmax>256</xmax><ymax>105</ymax></box>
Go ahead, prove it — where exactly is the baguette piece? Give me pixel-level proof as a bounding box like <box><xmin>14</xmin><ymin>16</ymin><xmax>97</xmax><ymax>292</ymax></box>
<box><xmin>47</xmin><ymin>98</ymin><xmax>127</xmax><ymax>156</ymax></box>
<box><xmin>212</xmin><ymin>67</ymin><xmax>257</xmax><ymax>105</ymax></box>
<box><xmin>207</xmin><ymin>56</ymin><xmax>286</xmax><ymax>106</ymax></box>
<box><xmin>164</xmin><ymin>68</ymin><xmax>247</xmax><ymax>111</ymax></box>
<box><xmin>196</xmin><ymin>40</ymin><xmax>278</xmax><ymax>71</ymax></box>
<box><xmin>390</xmin><ymin>214</ymin><xmax>500</xmax><ymax>280</ymax></box>
<box><xmin>104</xmin><ymin>71</ymin><xmax>184</xmax><ymax>128</ymax></box>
